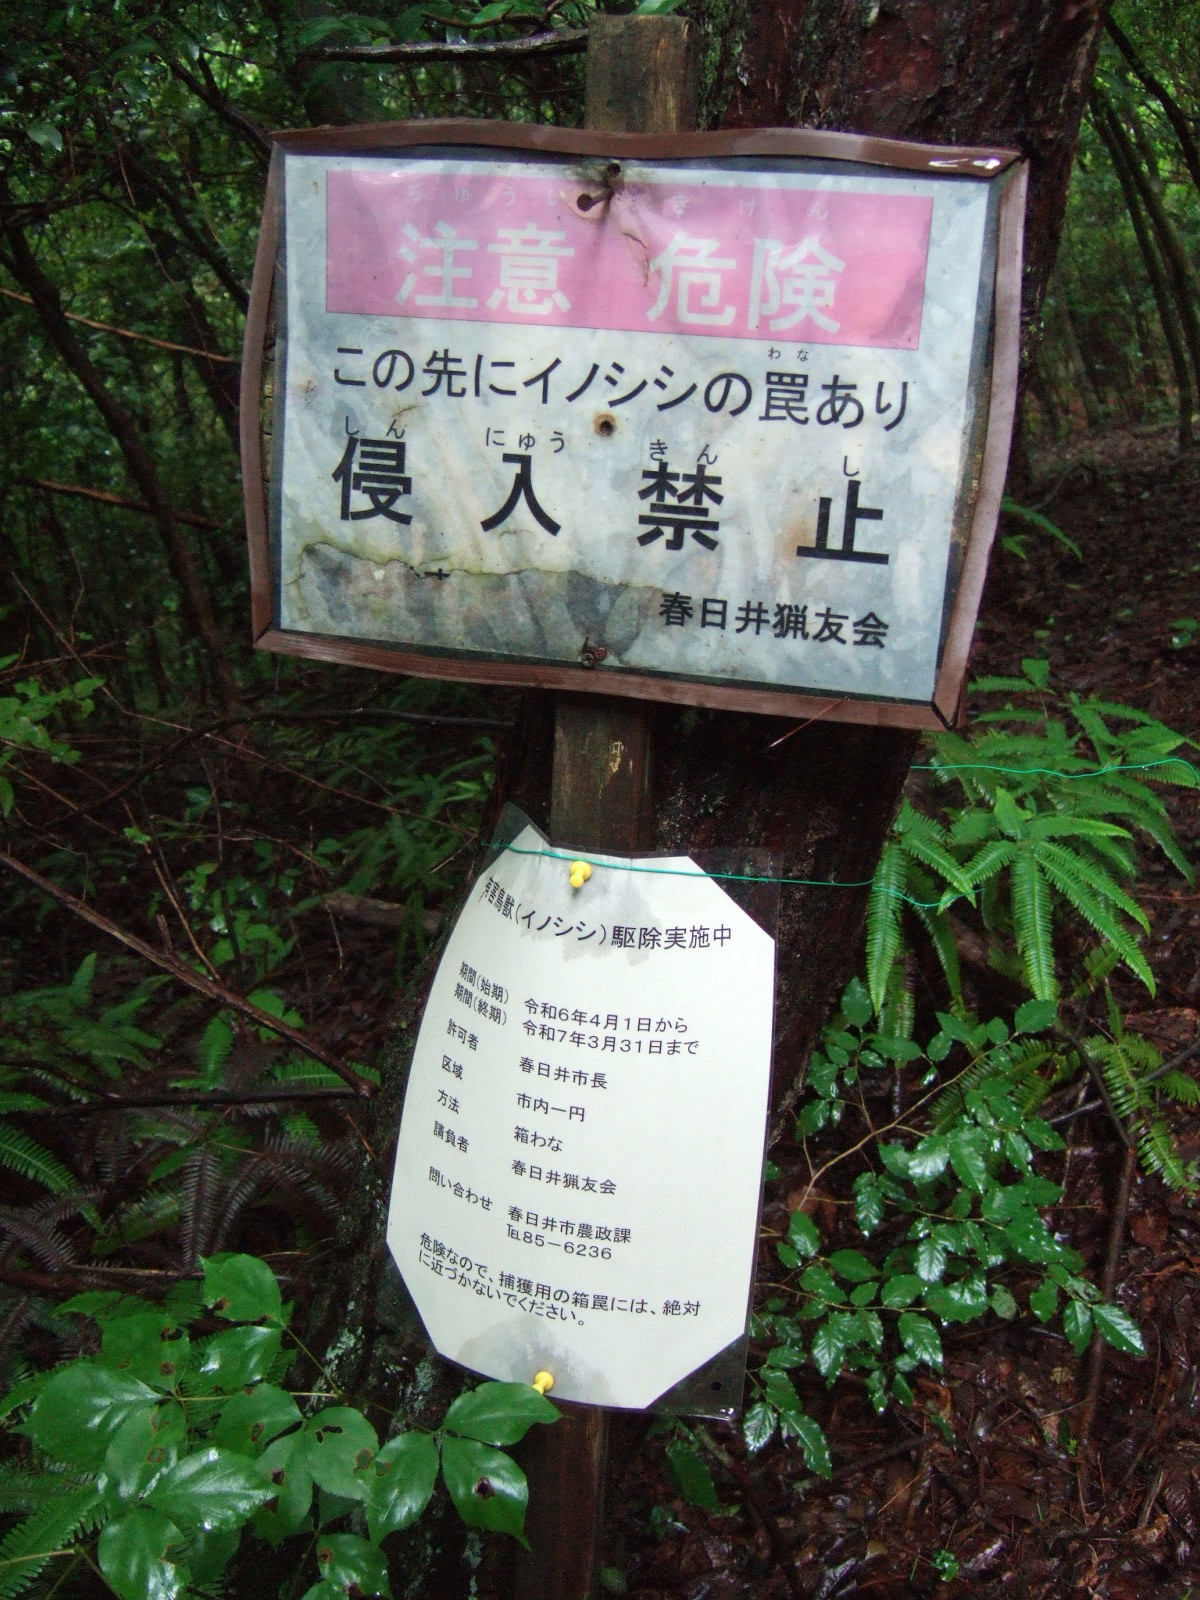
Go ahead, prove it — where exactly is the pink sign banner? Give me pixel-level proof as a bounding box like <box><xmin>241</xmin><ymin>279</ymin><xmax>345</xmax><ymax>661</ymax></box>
<box><xmin>325</xmin><ymin>166</ymin><xmax>933</xmax><ymax>350</ymax></box>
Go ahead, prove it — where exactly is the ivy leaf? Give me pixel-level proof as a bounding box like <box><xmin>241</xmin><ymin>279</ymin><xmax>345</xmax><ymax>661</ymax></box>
<box><xmin>666</xmin><ymin>1439</ymin><xmax>719</xmax><ymax>1510</ymax></box>
<box><xmin>742</xmin><ymin>1399</ymin><xmax>776</xmax><ymax>1455</ymax></box>
<box><xmin>440</xmin><ymin>1436</ymin><xmax>530</xmax><ymax>1544</ymax></box>
<box><xmin>314</xmin><ymin>1533</ymin><xmax>391</xmax><ymax>1597</ymax></box>
<box><xmin>897</xmin><ymin>1313</ymin><xmax>943</xmax><ymax>1369</ymax></box>
<box><xmin>305</xmin><ymin>1408</ymin><xmax>379</xmax><ymax>1501</ymax></box>
<box><xmin>146</xmin><ymin>1446</ymin><xmax>272</xmax><ymax>1532</ymax></box>
<box><xmin>362</xmin><ymin>1432</ymin><xmax>439</xmax><ymax>1544</ymax></box>
<box><xmin>1092</xmin><ymin>1304</ymin><xmax>1144</xmax><ymax>1355</ymax></box>
<box><xmin>442</xmin><ymin>1381</ymin><xmax>557</xmax><ymax>1446</ymax></box>
<box><xmin>201</xmin><ymin>1255</ymin><xmax>283</xmax><ymax>1325</ymax></box>
<box><xmin>28</xmin><ymin>1363</ymin><xmax>158</xmax><ymax>1470</ymax></box>
<box><xmin>97</xmin><ymin>1508</ymin><xmax>184</xmax><ymax>1600</ymax></box>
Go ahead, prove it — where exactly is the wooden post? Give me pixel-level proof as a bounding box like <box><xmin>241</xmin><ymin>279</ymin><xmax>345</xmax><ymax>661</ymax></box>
<box><xmin>512</xmin><ymin>19</ymin><xmax>698</xmax><ymax>1600</ymax></box>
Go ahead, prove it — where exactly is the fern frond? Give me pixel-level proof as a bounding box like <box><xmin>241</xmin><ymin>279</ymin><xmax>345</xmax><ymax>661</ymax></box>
<box><xmin>1032</xmin><ymin>842</ymin><xmax>1154</xmax><ymax>992</ymax></box>
<box><xmin>895</xmin><ymin>805</ymin><xmax>975</xmax><ymax>895</ymax></box>
<box><xmin>961</xmin><ymin>838</ymin><xmax>1015</xmax><ymax>888</ymax></box>
<box><xmin>1010</xmin><ymin>851</ymin><xmax>1056</xmax><ymax>1000</ymax></box>
<box><xmin>0</xmin><ymin>1128</ymin><xmax>74</xmax><ymax>1196</ymax></box>
<box><xmin>1138</xmin><ymin>1120</ymin><xmax>1187</xmax><ymax>1190</ymax></box>
<box><xmin>866</xmin><ymin>840</ymin><xmax>908</xmax><ymax>1017</ymax></box>
<box><xmin>1159</xmin><ymin>1070</ymin><xmax>1200</xmax><ymax>1107</ymax></box>
<box><xmin>0</xmin><ymin>1483</ymin><xmax>102</xmax><ymax>1600</ymax></box>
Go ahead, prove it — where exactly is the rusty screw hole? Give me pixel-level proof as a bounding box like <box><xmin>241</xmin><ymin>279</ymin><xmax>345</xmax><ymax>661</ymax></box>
<box><xmin>577</xmin><ymin>192</ymin><xmax>596</xmax><ymax>211</ymax></box>
<box><xmin>605</xmin><ymin>161</ymin><xmax>621</xmax><ymax>178</ymax></box>
<box><xmin>594</xmin><ymin>412</ymin><xmax>617</xmax><ymax>438</ymax></box>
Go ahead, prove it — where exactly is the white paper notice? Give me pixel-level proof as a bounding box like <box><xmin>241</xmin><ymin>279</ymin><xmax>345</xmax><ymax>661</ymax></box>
<box><xmin>385</xmin><ymin>823</ymin><xmax>775</xmax><ymax>1410</ymax></box>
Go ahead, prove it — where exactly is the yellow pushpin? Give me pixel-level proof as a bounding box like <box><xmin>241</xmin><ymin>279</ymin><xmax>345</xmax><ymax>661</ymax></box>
<box><xmin>569</xmin><ymin>859</ymin><xmax>592</xmax><ymax>889</ymax></box>
<box><xmin>532</xmin><ymin>1370</ymin><xmax>555</xmax><ymax>1395</ymax></box>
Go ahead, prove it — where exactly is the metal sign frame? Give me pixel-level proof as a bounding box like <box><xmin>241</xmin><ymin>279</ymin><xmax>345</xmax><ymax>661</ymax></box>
<box><xmin>242</xmin><ymin>120</ymin><xmax>1026</xmax><ymax>729</ymax></box>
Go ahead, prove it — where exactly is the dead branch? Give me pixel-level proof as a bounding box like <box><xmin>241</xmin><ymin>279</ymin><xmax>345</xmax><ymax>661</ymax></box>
<box><xmin>0</xmin><ymin>848</ymin><xmax>374</xmax><ymax>1098</ymax></box>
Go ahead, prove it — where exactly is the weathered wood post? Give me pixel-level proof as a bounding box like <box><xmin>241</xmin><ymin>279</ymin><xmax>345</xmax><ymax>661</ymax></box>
<box><xmin>511</xmin><ymin>22</ymin><xmax>700</xmax><ymax>1600</ymax></box>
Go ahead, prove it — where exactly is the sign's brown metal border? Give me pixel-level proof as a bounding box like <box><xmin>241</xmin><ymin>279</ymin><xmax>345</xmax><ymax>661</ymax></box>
<box><xmin>241</xmin><ymin>120</ymin><xmax>1025</xmax><ymax>730</ymax></box>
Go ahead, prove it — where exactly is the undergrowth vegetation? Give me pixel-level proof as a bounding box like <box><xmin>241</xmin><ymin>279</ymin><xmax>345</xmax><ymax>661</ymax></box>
<box><xmin>1</xmin><ymin>642</ymin><xmax>1196</xmax><ymax>1584</ymax></box>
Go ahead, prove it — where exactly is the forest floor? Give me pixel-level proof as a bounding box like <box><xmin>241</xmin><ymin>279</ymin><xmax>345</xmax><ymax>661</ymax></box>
<box><xmin>593</xmin><ymin>424</ymin><xmax>1200</xmax><ymax>1600</ymax></box>
<box><xmin>4</xmin><ymin>423</ymin><xmax>1199</xmax><ymax>1599</ymax></box>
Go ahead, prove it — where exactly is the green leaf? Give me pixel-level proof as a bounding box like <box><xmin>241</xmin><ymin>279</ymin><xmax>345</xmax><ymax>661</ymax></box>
<box><xmin>215</xmin><ymin>1385</ymin><xmax>302</xmax><ymax>1455</ymax></box>
<box><xmin>100</xmin><ymin>1314</ymin><xmax>190</xmax><ymax>1391</ymax></box>
<box><xmin>195</xmin><ymin>1325</ymin><xmax>282</xmax><ymax>1390</ymax></box>
<box><xmin>881</xmin><ymin>1274</ymin><xmax>924</xmax><ymax>1309</ymax></box>
<box><xmin>897</xmin><ymin>1313</ymin><xmax>943</xmax><ymax>1369</ymax></box>
<box><xmin>253</xmin><ymin>1432</ymin><xmax>313</xmax><ymax>1546</ymax></box>
<box><xmin>305</xmin><ymin>1408</ymin><xmax>379</xmax><ymax>1501</ymax></box>
<box><xmin>924</xmin><ymin>1276</ymin><xmax>988</xmax><ymax>1323</ymax></box>
<box><xmin>362</xmin><ymin>1432</ymin><xmax>439</xmax><ymax>1544</ymax></box>
<box><xmin>315</xmin><ymin>1533</ymin><xmax>391</xmax><ymax>1597</ymax></box>
<box><xmin>827</xmin><ymin>1249</ymin><xmax>878</xmax><ymax>1283</ymax></box>
<box><xmin>26</xmin><ymin>121</ymin><xmax>64</xmax><ymax>154</ymax></box>
<box><xmin>840</xmin><ymin>977</ymin><xmax>873</xmax><ymax>1029</ymax></box>
<box><xmin>443</xmin><ymin>1381</ymin><xmax>557</xmax><ymax>1445</ymax></box>
<box><xmin>666</xmin><ymin>1439</ymin><xmax>719</xmax><ymax>1510</ymax></box>
<box><xmin>632</xmin><ymin>0</ymin><xmax>688</xmax><ymax>14</ymax></box>
<box><xmin>908</xmin><ymin>1135</ymin><xmax>951</xmax><ymax>1182</ymax></box>
<box><xmin>782</xmin><ymin>1411</ymin><xmax>832</xmax><ymax>1479</ymax></box>
<box><xmin>29</xmin><ymin>1364</ymin><xmax>158</xmax><ymax>1470</ymax></box>
<box><xmin>1029</xmin><ymin>1279</ymin><xmax>1058</xmax><ymax>1323</ymax></box>
<box><xmin>98</xmin><ymin>1509</ymin><xmax>183</xmax><ymax>1600</ymax></box>
<box><xmin>1063</xmin><ymin>1300</ymin><xmax>1093</xmax><ymax>1354</ymax></box>
<box><xmin>853</xmin><ymin>1173</ymin><xmax>885</xmax><ymax>1234</ymax></box>
<box><xmin>787</xmin><ymin>1211</ymin><xmax>821</xmax><ymax>1258</ymax></box>
<box><xmin>202</xmin><ymin>1255</ymin><xmax>283</xmax><ymax>1324</ymax></box>
<box><xmin>440</xmin><ymin>1436</ymin><xmax>530</xmax><ymax>1544</ymax></box>
<box><xmin>914</xmin><ymin>1237</ymin><xmax>947</xmax><ymax>1283</ymax></box>
<box><xmin>1092</xmin><ymin>1303</ymin><xmax>1144</xmax><ymax>1356</ymax></box>
<box><xmin>742</xmin><ymin>1399</ymin><xmax>776</xmax><ymax>1455</ymax></box>
<box><xmin>990</xmin><ymin>1284</ymin><xmax>1018</xmax><ymax>1320</ymax></box>
<box><xmin>810</xmin><ymin>1319</ymin><xmax>848</xmax><ymax>1379</ymax></box>
<box><xmin>146</xmin><ymin>1447</ymin><xmax>272</xmax><ymax>1532</ymax></box>
<box><xmin>101</xmin><ymin>1402</ymin><xmax>186</xmax><ymax>1498</ymax></box>
<box><xmin>946</xmin><ymin>1129</ymin><xmax>988</xmax><ymax>1193</ymax></box>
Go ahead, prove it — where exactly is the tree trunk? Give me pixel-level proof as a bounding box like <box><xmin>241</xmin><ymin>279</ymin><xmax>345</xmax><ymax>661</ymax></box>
<box><xmin>1092</xmin><ymin>104</ymin><xmax>1195</xmax><ymax>450</ymax></box>
<box><xmin>303</xmin><ymin>6</ymin><xmax>1110</xmax><ymax>1594</ymax></box>
<box><xmin>0</xmin><ymin>190</ymin><xmax>240</xmax><ymax>716</ymax></box>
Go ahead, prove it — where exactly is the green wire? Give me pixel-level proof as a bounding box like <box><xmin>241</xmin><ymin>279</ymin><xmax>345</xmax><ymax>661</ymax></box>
<box><xmin>489</xmin><ymin>754</ymin><xmax>1197</xmax><ymax>910</ymax></box>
